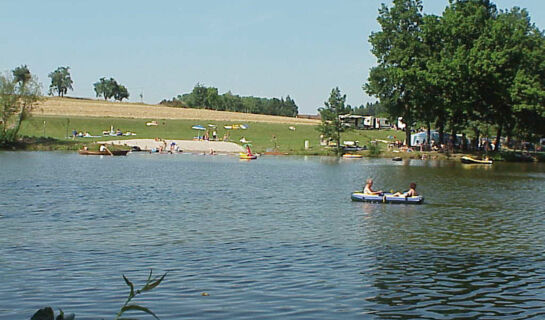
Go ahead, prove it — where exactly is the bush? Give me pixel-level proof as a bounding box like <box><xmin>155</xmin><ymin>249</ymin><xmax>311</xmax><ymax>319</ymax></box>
<box><xmin>368</xmin><ymin>142</ymin><xmax>382</xmax><ymax>156</ymax></box>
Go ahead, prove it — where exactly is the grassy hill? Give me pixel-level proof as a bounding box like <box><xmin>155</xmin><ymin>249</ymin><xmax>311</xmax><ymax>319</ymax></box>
<box><xmin>17</xmin><ymin>97</ymin><xmax>398</xmax><ymax>154</ymax></box>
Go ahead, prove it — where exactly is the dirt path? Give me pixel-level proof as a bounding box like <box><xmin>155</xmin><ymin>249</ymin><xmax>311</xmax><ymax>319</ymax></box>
<box><xmin>35</xmin><ymin>97</ymin><xmax>320</xmax><ymax>125</ymax></box>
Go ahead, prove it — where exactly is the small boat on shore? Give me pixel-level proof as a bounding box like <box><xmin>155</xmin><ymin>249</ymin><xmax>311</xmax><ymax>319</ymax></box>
<box><xmin>343</xmin><ymin>154</ymin><xmax>363</xmax><ymax>159</ymax></box>
<box><xmin>351</xmin><ymin>192</ymin><xmax>424</xmax><ymax>204</ymax></box>
<box><xmin>78</xmin><ymin>150</ymin><xmax>129</xmax><ymax>156</ymax></box>
<box><xmin>461</xmin><ymin>156</ymin><xmax>492</xmax><ymax>164</ymax></box>
<box><xmin>392</xmin><ymin>157</ymin><xmax>402</xmax><ymax>161</ymax></box>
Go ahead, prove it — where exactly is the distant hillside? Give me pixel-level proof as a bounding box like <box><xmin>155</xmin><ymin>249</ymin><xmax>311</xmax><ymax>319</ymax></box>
<box><xmin>33</xmin><ymin>97</ymin><xmax>319</xmax><ymax>125</ymax></box>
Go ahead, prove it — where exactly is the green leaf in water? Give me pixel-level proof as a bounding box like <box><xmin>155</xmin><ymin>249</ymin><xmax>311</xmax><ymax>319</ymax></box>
<box><xmin>123</xmin><ymin>274</ymin><xmax>135</xmax><ymax>298</ymax></box>
<box><xmin>120</xmin><ymin>304</ymin><xmax>160</xmax><ymax>320</ymax></box>
<box><xmin>141</xmin><ymin>272</ymin><xmax>167</xmax><ymax>292</ymax></box>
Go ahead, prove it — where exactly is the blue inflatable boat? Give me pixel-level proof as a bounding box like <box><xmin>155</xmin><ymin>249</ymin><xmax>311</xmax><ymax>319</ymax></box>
<box><xmin>351</xmin><ymin>192</ymin><xmax>424</xmax><ymax>204</ymax></box>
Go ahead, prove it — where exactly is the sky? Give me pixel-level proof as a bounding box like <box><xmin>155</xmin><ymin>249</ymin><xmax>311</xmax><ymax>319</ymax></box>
<box><xmin>1</xmin><ymin>0</ymin><xmax>543</xmax><ymax>114</ymax></box>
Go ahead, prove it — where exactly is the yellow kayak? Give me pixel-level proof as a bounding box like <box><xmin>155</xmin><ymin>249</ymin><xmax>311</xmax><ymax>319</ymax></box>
<box><xmin>239</xmin><ymin>153</ymin><xmax>257</xmax><ymax>160</ymax></box>
<box><xmin>343</xmin><ymin>154</ymin><xmax>363</xmax><ymax>159</ymax></box>
<box><xmin>461</xmin><ymin>156</ymin><xmax>492</xmax><ymax>164</ymax></box>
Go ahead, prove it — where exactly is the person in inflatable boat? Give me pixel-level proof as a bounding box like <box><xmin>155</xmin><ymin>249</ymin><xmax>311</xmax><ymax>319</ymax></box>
<box><xmin>393</xmin><ymin>182</ymin><xmax>418</xmax><ymax>197</ymax></box>
<box><xmin>363</xmin><ymin>178</ymin><xmax>383</xmax><ymax>195</ymax></box>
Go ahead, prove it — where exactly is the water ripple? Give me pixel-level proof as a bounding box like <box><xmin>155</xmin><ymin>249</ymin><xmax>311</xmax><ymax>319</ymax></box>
<box><xmin>0</xmin><ymin>152</ymin><xmax>544</xmax><ymax>319</ymax></box>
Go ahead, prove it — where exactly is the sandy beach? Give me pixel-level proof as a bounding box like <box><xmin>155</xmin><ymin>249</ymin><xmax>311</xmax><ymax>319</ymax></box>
<box><xmin>100</xmin><ymin>138</ymin><xmax>246</xmax><ymax>153</ymax></box>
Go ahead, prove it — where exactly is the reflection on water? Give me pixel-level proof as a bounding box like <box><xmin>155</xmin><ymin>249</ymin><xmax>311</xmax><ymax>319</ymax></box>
<box><xmin>0</xmin><ymin>152</ymin><xmax>544</xmax><ymax>319</ymax></box>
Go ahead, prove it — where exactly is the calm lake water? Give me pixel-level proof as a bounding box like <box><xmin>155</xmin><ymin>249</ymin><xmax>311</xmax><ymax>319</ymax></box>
<box><xmin>1</xmin><ymin>151</ymin><xmax>545</xmax><ymax>319</ymax></box>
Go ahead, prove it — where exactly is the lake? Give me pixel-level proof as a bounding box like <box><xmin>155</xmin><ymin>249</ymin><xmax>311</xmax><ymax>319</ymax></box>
<box><xmin>1</xmin><ymin>152</ymin><xmax>544</xmax><ymax>319</ymax></box>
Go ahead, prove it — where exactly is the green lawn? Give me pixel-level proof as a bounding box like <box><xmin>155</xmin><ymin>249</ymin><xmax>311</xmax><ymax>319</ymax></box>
<box><xmin>20</xmin><ymin>116</ymin><xmax>399</xmax><ymax>154</ymax></box>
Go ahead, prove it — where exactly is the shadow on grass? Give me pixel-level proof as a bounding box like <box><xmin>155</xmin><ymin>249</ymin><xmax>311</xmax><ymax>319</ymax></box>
<box><xmin>0</xmin><ymin>136</ymin><xmax>81</xmax><ymax>151</ymax></box>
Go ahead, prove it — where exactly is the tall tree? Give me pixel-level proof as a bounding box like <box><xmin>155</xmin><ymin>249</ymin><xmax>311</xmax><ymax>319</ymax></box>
<box><xmin>365</xmin><ymin>0</ymin><xmax>425</xmax><ymax>146</ymax></box>
<box><xmin>317</xmin><ymin>87</ymin><xmax>348</xmax><ymax>155</ymax></box>
<box><xmin>505</xmin><ymin>9</ymin><xmax>545</xmax><ymax>141</ymax></box>
<box><xmin>48</xmin><ymin>66</ymin><xmax>73</xmax><ymax>97</ymax></box>
<box><xmin>468</xmin><ymin>6</ymin><xmax>542</xmax><ymax>150</ymax></box>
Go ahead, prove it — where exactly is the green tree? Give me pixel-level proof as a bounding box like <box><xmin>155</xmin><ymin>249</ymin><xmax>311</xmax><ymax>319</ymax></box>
<box><xmin>189</xmin><ymin>83</ymin><xmax>208</xmax><ymax>108</ymax></box>
<box><xmin>114</xmin><ymin>84</ymin><xmax>129</xmax><ymax>101</ymax></box>
<box><xmin>48</xmin><ymin>66</ymin><xmax>73</xmax><ymax>97</ymax></box>
<box><xmin>317</xmin><ymin>87</ymin><xmax>348</xmax><ymax>155</ymax></box>
<box><xmin>94</xmin><ymin>77</ymin><xmax>129</xmax><ymax>101</ymax></box>
<box><xmin>468</xmin><ymin>6</ymin><xmax>545</xmax><ymax>150</ymax></box>
<box><xmin>205</xmin><ymin>87</ymin><xmax>220</xmax><ymax>109</ymax></box>
<box><xmin>12</xmin><ymin>65</ymin><xmax>31</xmax><ymax>86</ymax></box>
<box><xmin>94</xmin><ymin>77</ymin><xmax>115</xmax><ymax>100</ymax></box>
<box><xmin>505</xmin><ymin>9</ymin><xmax>545</xmax><ymax>142</ymax></box>
<box><xmin>365</xmin><ymin>0</ymin><xmax>425</xmax><ymax>146</ymax></box>
<box><xmin>0</xmin><ymin>68</ymin><xmax>42</xmax><ymax>144</ymax></box>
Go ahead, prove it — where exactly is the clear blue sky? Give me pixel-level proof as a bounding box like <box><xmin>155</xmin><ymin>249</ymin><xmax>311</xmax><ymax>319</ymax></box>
<box><xmin>1</xmin><ymin>0</ymin><xmax>543</xmax><ymax>114</ymax></box>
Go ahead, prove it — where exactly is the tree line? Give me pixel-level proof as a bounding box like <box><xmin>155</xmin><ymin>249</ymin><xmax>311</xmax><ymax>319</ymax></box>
<box><xmin>364</xmin><ymin>0</ymin><xmax>545</xmax><ymax>149</ymax></box>
<box><xmin>160</xmin><ymin>83</ymin><xmax>299</xmax><ymax>117</ymax></box>
<box><xmin>346</xmin><ymin>101</ymin><xmax>388</xmax><ymax>117</ymax></box>
<box><xmin>48</xmin><ymin>66</ymin><xmax>130</xmax><ymax>101</ymax></box>
<box><xmin>0</xmin><ymin>65</ymin><xmax>131</xmax><ymax>144</ymax></box>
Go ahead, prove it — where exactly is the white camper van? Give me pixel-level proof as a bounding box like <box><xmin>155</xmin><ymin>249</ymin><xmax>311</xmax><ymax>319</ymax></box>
<box><xmin>374</xmin><ymin>117</ymin><xmax>391</xmax><ymax>129</ymax></box>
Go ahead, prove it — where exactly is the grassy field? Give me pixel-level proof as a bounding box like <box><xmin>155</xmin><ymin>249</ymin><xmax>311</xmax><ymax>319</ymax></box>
<box><xmin>34</xmin><ymin>97</ymin><xmax>319</xmax><ymax>125</ymax></box>
<box><xmin>20</xmin><ymin>115</ymin><xmax>397</xmax><ymax>154</ymax></box>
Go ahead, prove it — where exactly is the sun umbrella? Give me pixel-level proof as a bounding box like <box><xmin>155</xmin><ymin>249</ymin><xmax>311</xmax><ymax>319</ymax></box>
<box><xmin>192</xmin><ymin>125</ymin><xmax>206</xmax><ymax>139</ymax></box>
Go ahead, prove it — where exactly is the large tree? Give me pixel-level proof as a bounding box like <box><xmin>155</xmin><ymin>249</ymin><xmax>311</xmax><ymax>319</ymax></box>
<box><xmin>505</xmin><ymin>9</ymin><xmax>545</xmax><ymax>142</ymax></box>
<box><xmin>0</xmin><ymin>67</ymin><xmax>42</xmax><ymax>144</ymax></box>
<box><xmin>94</xmin><ymin>77</ymin><xmax>129</xmax><ymax>101</ymax></box>
<box><xmin>365</xmin><ymin>0</ymin><xmax>425</xmax><ymax>146</ymax></box>
<box><xmin>317</xmin><ymin>87</ymin><xmax>348</xmax><ymax>155</ymax></box>
<box><xmin>94</xmin><ymin>77</ymin><xmax>116</xmax><ymax>100</ymax></box>
<box><xmin>114</xmin><ymin>84</ymin><xmax>129</xmax><ymax>101</ymax></box>
<box><xmin>467</xmin><ymin>6</ymin><xmax>545</xmax><ymax>150</ymax></box>
<box><xmin>48</xmin><ymin>66</ymin><xmax>73</xmax><ymax>97</ymax></box>
<box><xmin>419</xmin><ymin>0</ymin><xmax>497</xmax><ymax>146</ymax></box>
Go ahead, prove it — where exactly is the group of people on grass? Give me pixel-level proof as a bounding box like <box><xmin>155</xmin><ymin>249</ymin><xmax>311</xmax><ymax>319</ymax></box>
<box><xmin>363</xmin><ymin>178</ymin><xmax>418</xmax><ymax>198</ymax></box>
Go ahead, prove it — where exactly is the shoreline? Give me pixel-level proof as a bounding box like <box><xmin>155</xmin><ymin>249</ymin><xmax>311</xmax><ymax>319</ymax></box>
<box><xmin>2</xmin><ymin>138</ymin><xmax>543</xmax><ymax>163</ymax></box>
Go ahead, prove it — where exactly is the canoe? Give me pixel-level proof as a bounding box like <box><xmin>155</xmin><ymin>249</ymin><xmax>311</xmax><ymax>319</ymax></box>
<box><xmin>392</xmin><ymin>157</ymin><xmax>402</xmax><ymax>161</ymax></box>
<box><xmin>78</xmin><ymin>150</ymin><xmax>129</xmax><ymax>156</ymax></box>
<box><xmin>351</xmin><ymin>192</ymin><xmax>424</xmax><ymax>204</ymax></box>
<box><xmin>239</xmin><ymin>153</ymin><xmax>257</xmax><ymax>160</ymax></box>
<box><xmin>461</xmin><ymin>156</ymin><xmax>492</xmax><ymax>164</ymax></box>
<box><xmin>343</xmin><ymin>154</ymin><xmax>363</xmax><ymax>159</ymax></box>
